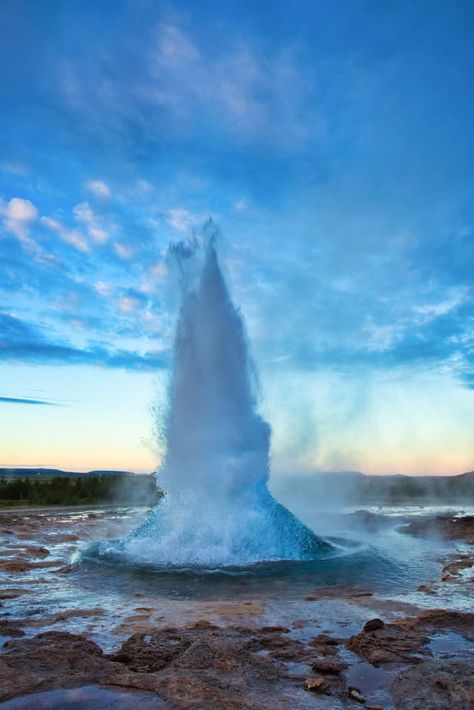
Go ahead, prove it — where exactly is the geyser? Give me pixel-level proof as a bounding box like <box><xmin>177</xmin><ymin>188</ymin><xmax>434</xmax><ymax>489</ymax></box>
<box><xmin>95</xmin><ymin>228</ymin><xmax>330</xmax><ymax>567</ymax></box>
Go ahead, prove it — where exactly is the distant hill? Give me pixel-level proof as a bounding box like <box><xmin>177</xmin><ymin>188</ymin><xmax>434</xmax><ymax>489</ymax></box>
<box><xmin>271</xmin><ymin>470</ymin><xmax>474</xmax><ymax>506</ymax></box>
<box><xmin>0</xmin><ymin>468</ymin><xmax>147</xmax><ymax>479</ymax></box>
<box><xmin>2</xmin><ymin>467</ymin><xmax>473</xmax><ymax>506</ymax></box>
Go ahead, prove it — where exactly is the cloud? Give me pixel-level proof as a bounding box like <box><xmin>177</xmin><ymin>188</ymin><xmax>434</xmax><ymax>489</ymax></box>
<box><xmin>164</xmin><ymin>208</ymin><xmax>201</xmax><ymax>233</ymax></box>
<box><xmin>73</xmin><ymin>202</ymin><xmax>109</xmax><ymax>243</ymax></box>
<box><xmin>1</xmin><ymin>197</ymin><xmax>38</xmax><ymax>241</ymax></box>
<box><xmin>41</xmin><ymin>216</ymin><xmax>89</xmax><ymax>252</ymax></box>
<box><xmin>0</xmin><ymin>312</ymin><xmax>167</xmax><ymax>372</ymax></box>
<box><xmin>0</xmin><ymin>161</ymin><xmax>30</xmax><ymax>176</ymax></box>
<box><xmin>56</xmin><ymin>18</ymin><xmax>314</xmax><ymax>152</ymax></box>
<box><xmin>95</xmin><ymin>281</ymin><xmax>114</xmax><ymax>297</ymax></box>
<box><xmin>113</xmin><ymin>242</ymin><xmax>135</xmax><ymax>260</ymax></box>
<box><xmin>0</xmin><ymin>396</ymin><xmax>58</xmax><ymax>406</ymax></box>
<box><xmin>157</xmin><ymin>23</ymin><xmax>200</xmax><ymax>64</ymax></box>
<box><xmin>86</xmin><ymin>179</ymin><xmax>111</xmax><ymax>198</ymax></box>
<box><xmin>119</xmin><ymin>288</ymin><xmax>148</xmax><ymax>313</ymax></box>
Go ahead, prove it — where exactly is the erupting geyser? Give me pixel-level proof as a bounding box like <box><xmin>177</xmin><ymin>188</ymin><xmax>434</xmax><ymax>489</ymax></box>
<box><xmin>94</xmin><ymin>227</ymin><xmax>330</xmax><ymax>567</ymax></box>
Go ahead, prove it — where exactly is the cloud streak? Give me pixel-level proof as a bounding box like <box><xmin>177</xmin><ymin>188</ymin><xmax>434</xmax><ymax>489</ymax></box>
<box><xmin>0</xmin><ymin>396</ymin><xmax>58</xmax><ymax>406</ymax></box>
<box><xmin>0</xmin><ymin>313</ymin><xmax>167</xmax><ymax>372</ymax></box>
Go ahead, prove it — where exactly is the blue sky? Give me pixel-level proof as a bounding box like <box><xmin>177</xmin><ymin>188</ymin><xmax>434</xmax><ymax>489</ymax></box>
<box><xmin>0</xmin><ymin>0</ymin><xmax>473</xmax><ymax>474</ymax></box>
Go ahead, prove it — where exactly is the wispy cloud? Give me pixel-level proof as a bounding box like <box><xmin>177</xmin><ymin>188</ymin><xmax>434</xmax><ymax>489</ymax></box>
<box><xmin>41</xmin><ymin>216</ymin><xmax>89</xmax><ymax>252</ymax></box>
<box><xmin>0</xmin><ymin>312</ymin><xmax>167</xmax><ymax>371</ymax></box>
<box><xmin>73</xmin><ymin>202</ymin><xmax>109</xmax><ymax>244</ymax></box>
<box><xmin>0</xmin><ymin>396</ymin><xmax>59</xmax><ymax>406</ymax></box>
<box><xmin>86</xmin><ymin>179</ymin><xmax>111</xmax><ymax>199</ymax></box>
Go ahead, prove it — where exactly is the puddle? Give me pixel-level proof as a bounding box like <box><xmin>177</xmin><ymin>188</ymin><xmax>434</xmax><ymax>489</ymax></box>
<box><xmin>346</xmin><ymin>661</ymin><xmax>393</xmax><ymax>692</ymax></box>
<box><xmin>0</xmin><ymin>685</ymin><xmax>171</xmax><ymax>709</ymax></box>
<box><xmin>428</xmin><ymin>631</ymin><xmax>474</xmax><ymax>658</ymax></box>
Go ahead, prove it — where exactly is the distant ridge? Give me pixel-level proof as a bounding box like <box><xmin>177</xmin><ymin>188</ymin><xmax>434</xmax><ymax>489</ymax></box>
<box><xmin>0</xmin><ymin>468</ymin><xmax>153</xmax><ymax>479</ymax></box>
<box><xmin>272</xmin><ymin>469</ymin><xmax>474</xmax><ymax>505</ymax></box>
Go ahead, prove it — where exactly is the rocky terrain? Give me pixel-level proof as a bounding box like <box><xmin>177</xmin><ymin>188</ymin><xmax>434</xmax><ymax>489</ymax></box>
<box><xmin>0</xmin><ymin>507</ymin><xmax>472</xmax><ymax>708</ymax></box>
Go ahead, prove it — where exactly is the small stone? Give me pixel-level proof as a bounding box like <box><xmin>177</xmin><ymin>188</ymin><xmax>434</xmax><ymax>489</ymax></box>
<box><xmin>348</xmin><ymin>687</ymin><xmax>366</xmax><ymax>703</ymax></box>
<box><xmin>304</xmin><ymin>677</ymin><xmax>328</xmax><ymax>693</ymax></box>
<box><xmin>363</xmin><ymin>618</ymin><xmax>384</xmax><ymax>632</ymax></box>
<box><xmin>417</xmin><ymin>584</ymin><xmax>436</xmax><ymax>594</ymax></box>
<box><xmin>366</xmin><ymin>706</ymin><xmax>383</xmax><ymax>710</ymax></box>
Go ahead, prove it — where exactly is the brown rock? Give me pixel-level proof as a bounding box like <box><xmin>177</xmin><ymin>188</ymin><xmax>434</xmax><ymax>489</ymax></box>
<box><xmin>0</xmin><ymin>558</ymin><xmax>59</xmax><ymax>573</ymax></box>
<box><xmin>23</xmin><ymin>546</ymin><xmax>50</xmax><ymax>558</ymax></box>
<box><xmin>310</xmin><ymin>633</ymin><xmax>341</xmax><ymax>646</ymax></box>
<box><xmin>311</xmin><ymin>657</ymin><xmax>347</xmax><ymax>675</ymax></box>
<box><xmin>0</xmin><ymin>620</ymin><xmax>25</xmax><ymax>638</ymax></box>
<box><xmin>363</xmin><ymin>618</ymin><xmax>385</xmax><ymax>632</ymax></box>
<box><xmin>391</xmin><ymin>660</ymin><xmax>474</xmax><ymax>710</ymax></box>
<box><xmin>0</xmin><ymin>589</ymin><xmax>28</xmax><ymax>600</ymax></box>
<box><xmin>400</xmin><ymin>609</ymin><xmax>474</xmax><ymax>640</ymax></box>
<box><xmin>398</xmin><ymin>515</ymin><xmax>474</xmax><ymax>544</ymax></box>
<box><xmin>304</xmin><ymin>677</ymin><xmax>328</xmax><ymax>692</ymax></box>
<box><xmin>346</xmin><ymin>621</ymin><xmax>429</xmax><ymax>665</ymax></box>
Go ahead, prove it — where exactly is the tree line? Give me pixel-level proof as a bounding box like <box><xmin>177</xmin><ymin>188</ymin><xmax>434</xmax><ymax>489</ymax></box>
<box><xmin>0</xmin><ymin>475</ymin><xmax>161</xmax><ymax>506</ymax></box>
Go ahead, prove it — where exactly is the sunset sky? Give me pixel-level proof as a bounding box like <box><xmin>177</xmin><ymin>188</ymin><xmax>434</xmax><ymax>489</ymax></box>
<box><xmin>0</xmin><ymin>1</ymin><xmax>473</xmax><ymax>476</ymax></box>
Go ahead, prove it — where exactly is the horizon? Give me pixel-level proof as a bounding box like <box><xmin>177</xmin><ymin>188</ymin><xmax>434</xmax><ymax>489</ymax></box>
<box><xmin>0</xmin><ymin>465</ymin><xmax>472</xmax><ymax>479</ymax></box>
<box><xmin>1</xmin><ymin>1</ymin><xmax>473</xmax><ymax>476</ymax></box>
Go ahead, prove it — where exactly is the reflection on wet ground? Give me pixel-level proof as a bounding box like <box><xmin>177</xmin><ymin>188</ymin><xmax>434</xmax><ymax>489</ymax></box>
<box><xmin>0</xmin><ymin>685</ymin><xmax>171</xmax><ymax>709</ymax></box>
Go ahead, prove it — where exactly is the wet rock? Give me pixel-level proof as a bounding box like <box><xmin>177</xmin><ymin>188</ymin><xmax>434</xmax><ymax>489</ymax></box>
<box><xmin>347</xmin><ymin>609</ymin><xmax>474</xmax><ymax>668</ymax></box>
<box><xmin>0</xmin><ymin>558</ymin><xmax>59</xmax><ymax>573</ymax></box>
<box><xmin>391</xmin><ymin>660</ymin><xmax>474</xmax><ymax>709</ymax></box>
<box><xmin>304</xmin><ymin>585</ymin><xmax>373</xmax><ymax>601</ymax></box>
<box><xmin>311</xmin><ymin>658</ymin><xmax>347</xmax><ymax>675</ymax></box>
<box><xmin>304</xmin><ymin>677</ymin><xmax>328</xmax><ymax>693</ymax></box>
<box><xmin>22</xmin><ymin>546</ymin><xmax>49</xmax><ymax>558</ymax></box>
<box><xmin>308</xmin><ymin>634</ymin><xmax>342</xmax><ymax>657</ymax></box>
<box><xmin>258</xmin><ymin>625</ymin><xmax>290</xmax><ymax>634</ymax></box>
<box><xmin>311</xmin><ymin>634</ymin><xmax>341</xmax><ymax>646</ymax></box>
<box><xmin>187</xmin><ymin>619</ymin><xmax>218</xmax><ymax>629</ymax></box>
<box><xmin>348</xmin><ymin>687</ymin><xmax>366</xmax><ymax>703</ymax></box>
<box><xmin>401</xmin><ymin>609</ymin><xmax>474</xmax><ymax>640</ymax></box>
<box><xmin>398</xmin><ymin>515</ymin><xmax>474</xmax><ymax>544</ymax></box>
<box><xmin>346</xmin><ymin>621</ymin><xmax>429</xmax><ymax>665</ymax></box>
<box><xmin>0</xmin><ymin>620</ymin><xmax>25</xmax><ymax>638</ymax></box>
<box><xmin>0</xmin><ymin>589</ymin><xmax>28</xmax><ymax>601</ymax></box>
<box><xmin>0</xmin><ymin>632</ymin><xmax>116</xmax><ymax>701</ymax></box>
<box><xmin>363</xmin><ymin>618</ymin><xmax>384</xmax><ymax>632</ymax></box>
<box><xmin>417</xmin><ymin>584</ymin><xmax>437</xmax><ymax>594</ymax></box>
<box><xmin>50</xmin><ymin>608</ymin><xmax>105</xmax><ymax>622</ymax></box>
<box><xmin>112</xmin><ymin>628</ymin><xmax>192</xmax><ymax>672</ymax></box>
<box><xmin>50</xmin><ymin>533</ymin><xmax>79</xmax><ymax>543</ymax></box>
<box><xmin>255</xmin><ymin>632</ymin><xmax>311</xmax><ymax>661</ymax></box>
<box><xmin>109</xmin><ymin>624</ymin><xmax>291</xmax><ymax>707</ymax></box>
<box><xmin>441</xmin><ymin>558</ymin><xmax>473</xmax><ymax>581</ymax></box>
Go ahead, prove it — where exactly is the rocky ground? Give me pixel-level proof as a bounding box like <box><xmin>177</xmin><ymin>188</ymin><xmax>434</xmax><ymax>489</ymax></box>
<box><xmin>0</xmin><ymin>508</ymin><xmax>472</xmax><ymax>709</ymax></box>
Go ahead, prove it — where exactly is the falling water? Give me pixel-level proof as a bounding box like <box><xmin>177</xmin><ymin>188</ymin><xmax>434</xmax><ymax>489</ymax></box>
<box><xmin>95</xmin><ymin>228</ymin><xmax>330</xmax><ymax>567</ymax></box>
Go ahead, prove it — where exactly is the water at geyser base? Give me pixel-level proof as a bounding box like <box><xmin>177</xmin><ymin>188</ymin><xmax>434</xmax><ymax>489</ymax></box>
<box><xmin>88</xmin><ymin>231</ymin><xmax>335</xmax><ymax>570</ymax></box>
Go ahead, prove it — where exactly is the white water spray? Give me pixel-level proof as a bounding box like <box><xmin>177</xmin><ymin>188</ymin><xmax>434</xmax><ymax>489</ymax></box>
<box><xmin>98</xmin><ymin>228</ymin><xmax>329</xmax><ymax>567</ymax></box>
